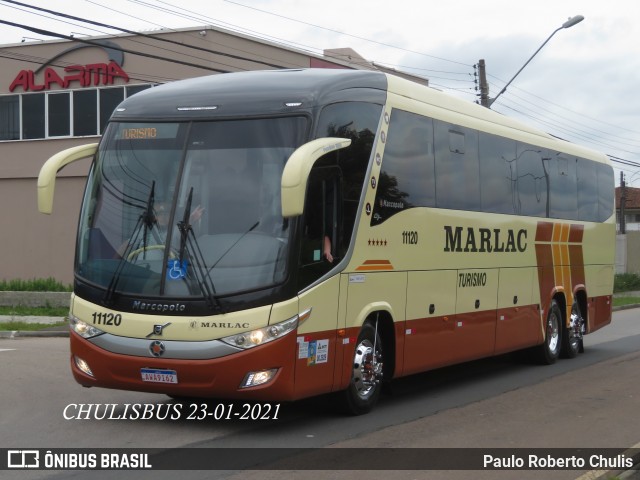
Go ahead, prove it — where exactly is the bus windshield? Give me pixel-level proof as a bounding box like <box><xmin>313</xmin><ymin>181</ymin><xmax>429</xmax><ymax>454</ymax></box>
<box><xmin>76</xmin><ymin>116</ymin><xmax>307</xmax><ymax>299</ymax></box>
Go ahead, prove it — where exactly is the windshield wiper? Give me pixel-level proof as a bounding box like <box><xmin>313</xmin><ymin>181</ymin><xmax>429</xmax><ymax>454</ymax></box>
<box><xmin>177</xmin><ymin>187</ymin><xmax>222</xmax><ymax>312</ymax></box>
<box><xmin>103</xmin><ymin>181</ymin><xmax>157</xmax><ymax>305</ymax></box>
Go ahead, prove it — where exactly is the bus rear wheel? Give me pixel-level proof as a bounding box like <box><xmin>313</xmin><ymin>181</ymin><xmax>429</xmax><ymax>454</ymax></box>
<box><xmin>561</xmin><ymin>301</ymin><xmax>585</xmax><ymax>358</ymax></box>
<box><xmin>537</xmin><ymin>300</ymin><xmax>562</xmax><ymax>365</ymax></box>
<box><xmin>341</xmin><ymin>322</ymin><xmax>384</xmax><ymax>415</ymax></box>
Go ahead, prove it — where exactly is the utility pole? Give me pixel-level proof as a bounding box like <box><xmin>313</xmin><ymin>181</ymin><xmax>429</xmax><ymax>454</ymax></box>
<box><xmin>620</xmin><ymin>171</ymin><xmax>627</xmax><ymax>234</ymax></box>
<box><xmin>481</xmin><ymin>15</ymin><xmax>584</xmax><ymax>108</ymax></box>
<box><xmin>478</xmin><ymin>59</ymin><xmax>490</xmax><ymax>107</ymax></box>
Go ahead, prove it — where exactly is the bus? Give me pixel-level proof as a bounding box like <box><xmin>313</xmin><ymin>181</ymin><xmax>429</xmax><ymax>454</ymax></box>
<box><xmin>38</xmin><ymin>68</ymin><xmax>615</xmax><ymax>415</ymax></box>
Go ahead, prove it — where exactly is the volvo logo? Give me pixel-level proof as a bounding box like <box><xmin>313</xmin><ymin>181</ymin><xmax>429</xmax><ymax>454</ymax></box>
<box><xmin>146</xmin><ymin>322</ymin><xmax>171</xmax><ymax>338</ymax></box>
<box><xmin>149</xmin><ymin>340</ymin><xmax>165</xmax><ymax>357</ymax></box>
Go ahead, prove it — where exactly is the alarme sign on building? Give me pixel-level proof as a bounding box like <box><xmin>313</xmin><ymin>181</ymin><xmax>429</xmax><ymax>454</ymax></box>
<box><xmin>7</xmin><ymin>40</ymin><xmax>131</xmax><ymax>93</ymax></box>
<box><xmin>9</xmin><ymin>60</ymin><xmax>130</xmax><ymax>92</ymax></box>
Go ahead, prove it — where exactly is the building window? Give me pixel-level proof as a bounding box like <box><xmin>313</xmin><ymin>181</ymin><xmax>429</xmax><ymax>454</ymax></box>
<box><xmin>0</xmin><ymin>84</ymin><xmax>154</xmax><ymax>142</ymax></box>
<box><xmin>73</xmin><ymin>90</ymin><xmax>98</xmax><ymax>136</ymax></box>
<box><xmin>48</xmin><ymin>92</ymin><xmax>71</xmax><ymax>137</ymax></box>
<box><xmin>22</xmin><ymin>93</ymin><xmax>45</xmax><ymax>139</ymax></box>
<box><xmin>99</xmin><ymin>88</ymin><xmax>125</xmax><ymax>133</ymax></box>
<box><xmin>0</xmin><ymin>95</ymin><xmax>19</xmax><ymax>140</ymax></box>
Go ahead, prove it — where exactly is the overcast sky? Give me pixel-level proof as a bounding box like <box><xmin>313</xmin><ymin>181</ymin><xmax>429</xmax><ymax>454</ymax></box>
<box><xmin>1</xmin><ymin>0</ymin><xmax>638</xmax><ymax>186</ymax></box>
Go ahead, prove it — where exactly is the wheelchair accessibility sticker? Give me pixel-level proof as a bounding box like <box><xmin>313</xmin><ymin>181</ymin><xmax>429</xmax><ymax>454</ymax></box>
<box><xmin>167</xmin><ymin>259</ymin><xmax>188</xmax><ymax>280</ymax></box>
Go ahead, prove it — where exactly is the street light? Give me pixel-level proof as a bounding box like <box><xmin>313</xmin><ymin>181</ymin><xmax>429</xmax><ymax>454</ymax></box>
<box><xmin>487</xmin><ymin>15</ymin><xmax>584</xmax><ymax>108</ymax></box>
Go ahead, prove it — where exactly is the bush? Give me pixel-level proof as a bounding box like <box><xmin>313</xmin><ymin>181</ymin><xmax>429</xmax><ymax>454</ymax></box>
<box><xmin>614</xmin><ymin>273</ymin><xmax>640</xmax><ymax>293</ymax></box>
<box><xmin>0</xmin><ymin>278</ymin><xmax>72</xmax><ymax>292</ymax></box>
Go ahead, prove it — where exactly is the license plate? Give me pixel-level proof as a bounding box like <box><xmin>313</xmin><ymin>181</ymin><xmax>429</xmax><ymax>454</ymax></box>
<box><xmin>141</xmin><ymin>368</ymin><xmax>178</xmax><ymax>384</ymax></box>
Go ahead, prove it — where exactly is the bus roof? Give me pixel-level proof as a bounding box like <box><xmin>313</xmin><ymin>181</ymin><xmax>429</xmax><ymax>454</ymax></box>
<box><xmin>110</xmin><ymin>68</ymin><xmax>388</xmax><ymax>121</ymax></box>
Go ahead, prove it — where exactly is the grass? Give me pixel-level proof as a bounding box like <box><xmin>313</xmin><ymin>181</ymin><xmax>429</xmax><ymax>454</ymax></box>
<box><xmin>0</xmin><ymin>277</ymin><xmax>71</xmax><ymax>292</ymax></box>
<box><xmin>613</xmin><ymin>296</ymin><xmax>640</xmax><ymax>308</ymax></box>
<box><xmin>0</xmin><ymin>305</ymin><xmax>69</xmax><ymax>317</ymax></box>
<box><xmin>614</xmin><ymin>273</ymin><xmax>640</xmax><ymax>293</ymax></box>
<box><xmin>0</xmin><ymin>320</ymin><xmax>67</xmax><ymax>331</ymax></box>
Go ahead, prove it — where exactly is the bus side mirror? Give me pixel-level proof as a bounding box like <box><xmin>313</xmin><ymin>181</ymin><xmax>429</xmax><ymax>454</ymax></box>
<box><xmin>281</xmin><ymin>137</ymin><xmax>351</xmax><ymax>217</ymax></box>
<box><xmin>37</xmin><ymin>143</ymin><xmax>98</xmax><ymax>214</ymax></box>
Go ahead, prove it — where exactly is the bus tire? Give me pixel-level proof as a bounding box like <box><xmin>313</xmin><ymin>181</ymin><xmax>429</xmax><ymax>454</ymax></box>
<box><xmin>561</xmin><ymin>301</ymin><xmax>584</xmax><ymax>358</ymax></box>
<box><xmin>537</xmin><ymin>300</ymin><xmax>562</xmax><ymax>365</ymax></box>
<box><xmin>341</xmin><ymin>322</ymin><xmax>384</xmax><ymax>415</ymax></box>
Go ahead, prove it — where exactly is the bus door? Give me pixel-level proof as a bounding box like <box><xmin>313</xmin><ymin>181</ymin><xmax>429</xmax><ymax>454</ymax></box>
<box><xmin>495</xmin><ymin>267</ymin><xmax>541</xmax><ymax>354</ymax></box>
<box><xmin>294</xmin><ymin>167</ymin><xmax>342</xmax><ymax>399</ymax></box>
<box><xmin>404</xmin><ymin>270</ymin><xmax>458</xmax><ymax>375</ymax></box>
<box><xmin>453</xmin><ymin>269</ymin><xmax>498</xmax><ymax>361</ymax></box>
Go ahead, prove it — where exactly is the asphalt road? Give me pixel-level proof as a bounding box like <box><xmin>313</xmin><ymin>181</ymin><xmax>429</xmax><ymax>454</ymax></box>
<box><xmin>1</xmin><ymin>308</ymin><xmax>639</xmax><ymax>480</ymax></box>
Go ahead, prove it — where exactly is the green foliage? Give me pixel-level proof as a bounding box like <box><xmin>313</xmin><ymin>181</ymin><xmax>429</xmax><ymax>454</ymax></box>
<box><xmin>0</xmin><ymin>277</ymin><xmax>72</xmax><ymax>292</ymax></box>
<box><xmin>0</xmin><ymin>321</ymin><xmax>67</xmax><ymax>331</ymax></box>
<box><xmin>613</xmin><ymin>296</ymin><xmax>640</xmax><ymax>307</ymax></box>
<box><xmin>614</xmin><ymin>273</ymin><xmax>640</xmax><ymax>293</ymax></box>
<box><xmin>0</xmin><ymin>306</ymin><xmax>69</xmax><ymax>317</ymax></box>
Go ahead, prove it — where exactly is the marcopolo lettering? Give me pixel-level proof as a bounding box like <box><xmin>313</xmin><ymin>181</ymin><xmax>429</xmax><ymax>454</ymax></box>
<box><xmin>444</xmin><ymin>226</ymin><xmax>527</xmax><ymax>253</ymax></box>
<box><xmin>132</xmin><ymin>301</ymin><xmax>186</xmax><ymax>312</ymax></box>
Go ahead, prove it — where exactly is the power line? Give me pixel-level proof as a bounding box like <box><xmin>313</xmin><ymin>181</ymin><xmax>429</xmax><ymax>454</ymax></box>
<box><xmin>488</xmin><ymin>72</ymin><xmax>640</xmax><ymax>137</ymax></box>
<box><xmin>487</xmin><ymin>79</ymin><xmax>640</xmax><ymax>147</ymax></box>
<box><xmin>0</xmin><ymin>18</ymin><xmax>230</xmax><ymax>72</ymax></box>
<box><xmin>495</xmin><ymin>94</ymin><xmax>640</xmax><ymax>154</ymax></box>
<box><xmin>0</xmin><ymin>0</ymin><xmax>287</xmax><ymax>69</ymax></box>
<box><xmin>83</xmin><ymin>0</ymin><xmax>362</xmax><ymax>70</ymax></box>
<box><xmin>121</xmin><ymin>0</ymin><xmax>472</xmax><ymax>72</ymax></box>
<box><xmin>121</xmin><ymin>0</ymin><xmax>378</xmax><ymax>70</ymax></box>
<box><xmin>0</xmin><ymin>1</ymin><xmax>241</xmax><ymax>72</ymax></box>
<box><xmin>223</xmin><ymin>0</ymin><xmax>470</xmax><ymax>67</ymax></box>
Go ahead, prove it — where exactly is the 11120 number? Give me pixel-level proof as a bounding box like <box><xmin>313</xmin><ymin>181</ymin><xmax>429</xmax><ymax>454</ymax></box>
<box><xmin>402</xmin><ymin>230</ymin><xmax>418</xmax><ymax>245</ymax></box>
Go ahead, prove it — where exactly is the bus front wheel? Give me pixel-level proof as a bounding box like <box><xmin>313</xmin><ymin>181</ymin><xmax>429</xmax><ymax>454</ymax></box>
<box><xmin>341</xmin><ymin>322</ymin><xmax>384</xmax><ymax>415</ymax></box>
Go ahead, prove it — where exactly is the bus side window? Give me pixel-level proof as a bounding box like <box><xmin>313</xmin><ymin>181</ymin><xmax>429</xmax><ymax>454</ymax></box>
<box><xmin>298</xmin><ymin>166</ymin><xmax>342</xmax><ymax>290</ymax></box>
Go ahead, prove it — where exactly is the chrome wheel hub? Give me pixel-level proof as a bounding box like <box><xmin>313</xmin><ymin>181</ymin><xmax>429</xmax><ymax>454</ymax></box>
<box><xmin>569</xmin><ymin>306</ymin><xmax>585</xmax><ymax>348</ymax></box>
<box><xmin>547</xmin><ymin>311</ymin><xmax>560</xmax><ymax>353</ymax></box>
<box><xmin>352</xmin><ymin>339</ymin><xmax>383</xmax><ymax>400</ymax></box>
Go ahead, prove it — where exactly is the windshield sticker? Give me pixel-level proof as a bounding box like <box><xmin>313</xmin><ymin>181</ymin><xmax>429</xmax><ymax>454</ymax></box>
<box><xmin>167</xmin><ymin>259</ymin><xmax>188</xmax><ymax>280</ymax></box>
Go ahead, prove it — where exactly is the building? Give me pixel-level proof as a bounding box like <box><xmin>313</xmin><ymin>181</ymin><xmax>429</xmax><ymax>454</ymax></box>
<box><xmin>615</xmin><ymin>186</ymin><xmax>640</xmax><ymax>275</ymax></box>
<box><xmin>616</xmin><ymin>186</ymin><xmax>640</xmax><ymax>232</ymax></box>
<box><xmin>0</xmin><ymin>26</ymin><xmax>428</xmax><ymax>284</ymax></box>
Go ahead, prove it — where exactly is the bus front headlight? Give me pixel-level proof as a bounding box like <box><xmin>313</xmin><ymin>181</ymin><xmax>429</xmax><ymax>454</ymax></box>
<box><xmin>220</xmin><ymin>315</ymin><xmax>299</xmax><ymax>350</ymax></box>
<box><xmin>69</xmin><ymin>314</ymin><xmax>105</xmax><ymax>339</ymax></box>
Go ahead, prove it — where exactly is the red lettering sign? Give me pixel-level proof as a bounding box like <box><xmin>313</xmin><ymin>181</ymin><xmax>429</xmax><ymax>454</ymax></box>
<box><xmin>9</xmin><ymin>60</ymin><xmax>130</xmax><ymax>92</ymax></box>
